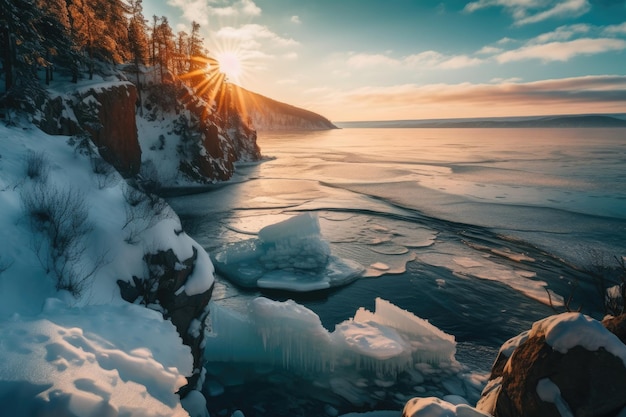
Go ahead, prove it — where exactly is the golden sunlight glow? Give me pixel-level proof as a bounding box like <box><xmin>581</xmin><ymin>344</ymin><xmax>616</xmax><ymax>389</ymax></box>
<box><xmin>216</xmin><ymin>51</ymin><xmax>244</xmax><ymax>84</ymax></box>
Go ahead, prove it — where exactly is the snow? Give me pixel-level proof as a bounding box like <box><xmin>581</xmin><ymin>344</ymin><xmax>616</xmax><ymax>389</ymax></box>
<box><xmin>402</xmin><ymin>397</ymin><xmax>491</xmax><ymax>417</ymax></box>
<box><xmin>0</xmin><ymin>119</ymin><xmax>217</xmax><ymax>415</ymax></box>
<box><xmin>0</xmin><ymin>300</ymin><xmax>191</xmax><ymax>417</ymax></box>
<box><xmin>499</xmin><ymin>330</ymin><xmax>529</xmax><ymax>357</ymax></box>
<box><xmin>204</xmin><ymin>296</ymin><xmax>456</xmax><ymax>375</ymax></box>
<box><xmin>181</xmin><ymin>390</ymin><xmax>211</xmax><ymax>417</ymax></box>
<box><xmin>536</xmin><ymin>378</ymin><xmax>574</xmax><ymax>417</ymax></box>
<box><xmin>212</xmin><ymin>213</ymin><xmax>364</xmax><ymax>292</ymax></box>
<box><xmin>530</xmin><ymin>312</ymin><xmax>626</xmax><ymax>367</ymax></box>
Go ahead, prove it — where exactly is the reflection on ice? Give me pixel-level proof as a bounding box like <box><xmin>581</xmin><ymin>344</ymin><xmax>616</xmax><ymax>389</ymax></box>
<box><xmin>418</xmin><ymin>241</ymin><xmax>563</xmax><ymax>307</ymax></box>
<box><xmin>212</xmin><ymin>213</ymin><xmax>364</xmax><ymax>292</ymax></box>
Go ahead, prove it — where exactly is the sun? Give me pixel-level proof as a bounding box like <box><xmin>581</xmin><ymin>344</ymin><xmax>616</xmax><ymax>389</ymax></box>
<box><xmin>215</xmin><ymin>51</ymin><xmax>243</xmax><ymax>84</ymax></box>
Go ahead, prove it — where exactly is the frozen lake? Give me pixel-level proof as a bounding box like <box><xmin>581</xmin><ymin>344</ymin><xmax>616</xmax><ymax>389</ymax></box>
<box><xmin>168</xmin><ymin>127</ymin><xmax>626</xmax><ymax>415</ymax></box>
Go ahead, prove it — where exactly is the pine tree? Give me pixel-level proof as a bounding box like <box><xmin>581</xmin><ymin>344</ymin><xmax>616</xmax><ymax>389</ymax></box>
<box><xmin>67</xmin><ymin>0</ymin><xmax>97</xmax><ymax>79</ymax></box>
<box><xmin>0</xmin><ymin>0</ymin><xmax>46</xmax><ymax>107</ymax></box>
<box><xmin>127</xmin><ymin>0</ymin><xmax>149</xmax><ymax>114</ymax></box>
<box><xmin>176</xmin><ymin>30</ymin><xmax>189</xmax><ymax>74</ymax></box>
<box><xmin>36</xmin><ymin>0</ymin><xmax>76</xmax><ymax>84</ymax></box>
<box><xmin>150</xmin><ymin>16</ymin><xmax>175</xmax><ymax>83</ymax></box>
<box><xmin>188</xmin><ymin>21</ymin><xmax>206</xmax><ymax>72</ymax></box>
<box><xmin>93</xmin><ymin>0</ymin><xmax>129</xmax><ymax>64</ymax></box>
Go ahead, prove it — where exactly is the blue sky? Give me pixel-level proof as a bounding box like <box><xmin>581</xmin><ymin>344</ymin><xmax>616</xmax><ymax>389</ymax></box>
<box><xmin>143</xmin><ymin>0</ymin><xmax>626</xmax><ymax>121</ymax></box>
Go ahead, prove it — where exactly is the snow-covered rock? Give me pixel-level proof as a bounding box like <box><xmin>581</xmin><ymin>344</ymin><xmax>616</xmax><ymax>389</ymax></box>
<box><xmin>477</xmin><ymin>313</ymin><xmax>626</xmax><ymax>417</ymax></box>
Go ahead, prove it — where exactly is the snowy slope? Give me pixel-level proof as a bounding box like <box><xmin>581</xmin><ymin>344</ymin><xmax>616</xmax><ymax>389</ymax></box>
<box><xmin>0</xmin><ymin>122</ymin><xmax>214</xmax><ymax>416</ymax></box>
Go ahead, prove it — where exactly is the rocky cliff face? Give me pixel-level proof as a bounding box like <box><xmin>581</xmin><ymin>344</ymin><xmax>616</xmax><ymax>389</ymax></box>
<box><xmin>139</xmin><ymin>79</ymin><xmax>261</xmax><ymax>184</ymax></box>
<box><xmin>36</xmin><ymin>81</ymin><xmax>142</xmax><ymax>177</ymax></box>
<box><xmin>117</xmin><ymin>248</ymin><xmax>213</xmax><ymax>395</ymax></box>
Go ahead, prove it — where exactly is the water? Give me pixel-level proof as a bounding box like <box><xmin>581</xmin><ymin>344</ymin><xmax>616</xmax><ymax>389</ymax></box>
<box><xmin>168</xmin><ymin>127</ymin><xmax>626</xmax><ymax>415</ymax></box>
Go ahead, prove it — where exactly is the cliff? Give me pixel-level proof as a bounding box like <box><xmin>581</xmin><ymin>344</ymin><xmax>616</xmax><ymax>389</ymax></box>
<box><xmin>35</xmin><ymin>81</ymin><xmax>142</xmax><ymax>177</ymax></box>
<box><xmin>229</xmin><ymin>84</ymin><xmax>337</xmax><ymax>131</ymax></box>
<box><xmin>33</xmin><ymin>69</ymin><xmax>262</xmax><ymax>186</ymax></box>
<box><xmin>134</xmin><ymin>70</ymin><xmax>261</xmax><ymax>186</ymax></box>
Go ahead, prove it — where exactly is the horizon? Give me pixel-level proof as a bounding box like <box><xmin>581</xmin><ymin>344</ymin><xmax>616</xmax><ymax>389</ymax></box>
<box><xmin>142</xmin><ymin>0</ymin><xmax>626</xmax><ymax>122</ymax></box>
<box><xmin>334</xmin><ymin>111</ymin><xmax>626</xmax><ymax>124</ymax></box>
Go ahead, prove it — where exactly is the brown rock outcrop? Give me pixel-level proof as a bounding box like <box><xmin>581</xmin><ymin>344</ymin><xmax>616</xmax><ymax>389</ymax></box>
<box><xmin>76</xmin><ymin>83</ymin><xmax>141</xmax><ymax>177</ymax></box>
<box><xmin>477</xmin><ymin>313</ymin><xmax>626</xmax><ymax>417</ymax></box>
<box><xmin>37</xmin><ymin>82</ymin><xmax>142</xmax><ymax>177</ymax></box>
<box><xmin>603</xmin><ymin>314</ymin><xmax>626</xmax><ymax>344</ymax></box>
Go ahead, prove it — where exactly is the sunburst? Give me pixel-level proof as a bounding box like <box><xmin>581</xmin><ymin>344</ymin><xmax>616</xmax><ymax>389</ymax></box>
<box><xmin>215</xmin><ymin>50</ymin><xmax>244</xmax><ymax>84</ymax></box>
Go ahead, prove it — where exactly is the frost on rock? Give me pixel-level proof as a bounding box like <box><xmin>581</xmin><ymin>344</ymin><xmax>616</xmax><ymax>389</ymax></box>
<box><xmin>204</xmin><ymin>297</ymin><xmax>456</xmax><ymax>376</ymax></box>
<box><xmin>211</xmin><ymin>213</ymin><xmax>364</xmax><ymax>292</ymax></box>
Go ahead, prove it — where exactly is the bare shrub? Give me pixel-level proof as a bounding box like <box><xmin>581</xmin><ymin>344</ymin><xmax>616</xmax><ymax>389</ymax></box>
<box><xmin>25</xmin><ymin>151</ymin><xmax>49</xmax><ymax>181</ymax></box>
<box><xmin>21</xmin><ymin>182</ymin><xmax>102</xmax><ymax>295</ymax></box>
<box><xmin>91</xmin><ymin>156</ymin><xmax>118</xmax><ymax>189</ymax></box>
<box><xmin>67</xmin><ymin>132</ymin><xmax>95</xmax><ymax>157</ymax></box>
<box><xmin>122</xmin><ymin>184</ymin><xmax>169</xmax><ymax>244</ymax></box>
<box><xmin>579</xmin><ymin>249</ymin><xmax>626</xmax><ymax>316</ymax></box>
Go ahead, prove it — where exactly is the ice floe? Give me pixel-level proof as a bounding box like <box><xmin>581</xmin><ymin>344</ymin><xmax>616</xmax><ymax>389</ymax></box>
<box><xmin>212</xmin><ymin>213</ymin><xmax>364</xmax><ymax>292</ymax></box>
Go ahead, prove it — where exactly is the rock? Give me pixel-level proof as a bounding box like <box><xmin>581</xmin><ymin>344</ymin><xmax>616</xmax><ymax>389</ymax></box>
<box><xmin>603</xmin><ymin>314</ymin><xmax>626</xmax><ymax>345</ymax></box>
<box><xmin>37</xmin><ymin>81</ymin><xmax>142</xmax><ymax>177</ymax></box>
<box><xmin>145</xmin><ymin>80</ymin><xmax>260</xmax><ymax>183</ymax></box>
<box><xmin>477</xmin><ymin>313</ymin><xmax>626</xmax><ymax>417</ymax></box>
<box><xmin>78</xmin><ymin>83</ymin><xmax>141</xmax><ymax>177</ymax></box>
<box><xmin>117</xmin><ymin>247</ymin><xmax>213</xmax><ymax>395</ymax></box>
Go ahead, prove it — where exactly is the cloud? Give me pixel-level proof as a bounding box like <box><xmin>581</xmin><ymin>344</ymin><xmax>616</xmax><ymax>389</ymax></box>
<box><xmin>603</xmin><ymin>22</ymin><xmax>626</xmax><ymax>36</ymax></box>
<box><xmin>346</xmin><ymin>53</ymin><xmax>401</xmax><ymax>68</ymax></box>
<box><xmin>208</xmin><ymin>0</ymin><xmax>261</xmax><ymax>16</ymax></box>
<box><xmin>167</xmin><ymin>0</ymin><xmax>261</xmax><ymax>23</ymax></box>
<box><xmin>477</xmin><ymin>46</ymin><xmax>503</xmax><ymax>54</ymax></box>
<box><xmin>291</xmin><ymin>15</ymin><xmax>301</xmax><ymax>24</ymax></box>
<box><xmin>496</xmin><ymin>38</ymin><xmax>626</xmax><ymax>62</ymax></box>
<box><xmin>345</xmin><ymin>51</ymin><xmax>483</xmax><ymax>70</ymax></box>
<box><xmin>215</xmin><ymin>24</ymin><xmax>299</xmax><ymax>48</ymax></box>
<box><xmin>532</xmin><ymin>24</ymin><xmax>590</xmax><ymax>43</ymax></box>
<box><xmin>346</xmin><ymin>75</ymin><xmax>626</xmax><ymax>105</ymax></box>
<box><xmin>322</xmin><ymin>75</ymin><xmax>626</xmax><ymax>120</ymax></box>
<box><xmin>490</xmin><ymin>77</ymin><xmax>523</xmax><ymax>83</ymax></box>
<box><xmin>438</xmin><ymin>55</ymin><xmax>483</xmax><ymax>69</ymax></box>
<box><xmin>167</xmin><ymin>0</ymin><xmax>211</xmax><ymax>25</ymax></box>
<box><xmin>515</xmin><ymin>0</ymin><xmax>590</xmax><ymax>25</ymax></box>
<box><xmin>463</xmin><ymin>0</ymin><xmax>591</xmax><ymax>26</ymax></box>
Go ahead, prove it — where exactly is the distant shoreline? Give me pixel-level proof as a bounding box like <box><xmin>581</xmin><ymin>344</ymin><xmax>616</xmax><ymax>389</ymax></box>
<box><xmin>336</xmin><ymin>113</ymin><xmax>626</xmax><ymax>129</ymax></box>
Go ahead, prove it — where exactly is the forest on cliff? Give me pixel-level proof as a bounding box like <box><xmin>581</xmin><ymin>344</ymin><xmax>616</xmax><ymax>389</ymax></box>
<box><xmin>2</xmin><ymin>0</ymin><xmax>211</xmax><ymax>108</ymax></box>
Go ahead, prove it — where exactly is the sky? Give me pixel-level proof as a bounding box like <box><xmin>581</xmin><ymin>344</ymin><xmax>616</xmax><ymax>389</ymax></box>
<box><xmin>143</xmin><ymin>0</ymin><xmax>626</xmax><ymax>122</ymax></box>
